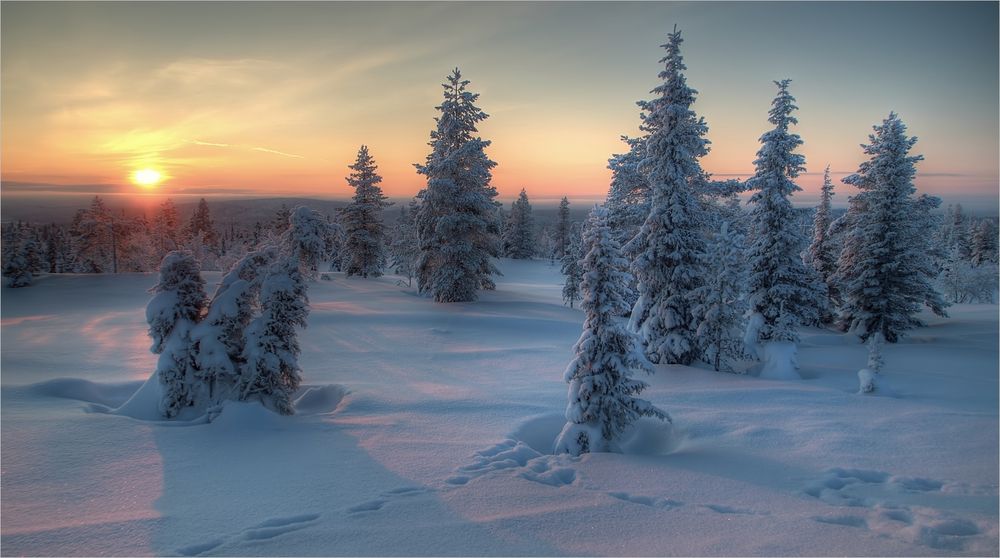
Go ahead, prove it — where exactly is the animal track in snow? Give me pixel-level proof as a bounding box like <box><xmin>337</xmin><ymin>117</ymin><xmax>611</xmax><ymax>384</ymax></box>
<box><xmin>608</xmin><ymin>491</ymin><xmax>683</xmax><ymax>509</ymax></box>
<box><xmin>346</xmin><ymin>485</ymin><xmax>437</xmax><ymax>515</ymax></box>
<box><xmin>519</xmin><ymin>459</ymin><xmax>576</xmax><ymax>487</ymax></box>
<box><xmin>805</xmin><ymin>467</ymin><xmax>995</xmax><ymax>552</ymax></box>
<box><xmin>175</xmin><ymin>513</ymin><xmax>321</xmax><ymax>556</ymax></box>
<box><xmin>703</xmin><ymin>504</ymin><xmax>767</xmax><ymax>515</ymax></box>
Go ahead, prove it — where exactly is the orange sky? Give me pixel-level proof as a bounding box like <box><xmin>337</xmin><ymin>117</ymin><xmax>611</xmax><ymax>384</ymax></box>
<box><xmin>2</xmin><ymin>3</ymin><xmax>997</xmax><ymax>208</ymax></box>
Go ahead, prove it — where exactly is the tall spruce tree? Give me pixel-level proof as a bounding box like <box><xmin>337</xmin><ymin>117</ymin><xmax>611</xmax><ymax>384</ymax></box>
<box><xmin>834</xmin><ymin>113</ymin><xmax>948</xmax><ymax>342</ymax></box>
<box><xmin>415</xmin><ymin>69</ymin><xmax>500</xmax><ymax>302</ymax></box>
<box><xmin>743</xmin><ymin>80</ymin><xmax>823</xmax><ymax>376</ymax></box>
<box><xmin>555</xmin><ymin>206</ymin><xmax>667</xmax><ymax>456</ymax></box>
<box><xmin>343</xmin><ymin>145</ymin><xmax>392</xmax><ymax>278</ymax></box>
<box><xmin>626</xmin><ymin>27</ymin><xmax>709</xmax><ymax>365</ymax></box>
<box><xmin>503</xmin><ymin>188</ymin><xmax>535</xmax><ymax>259</ymax></box>
<box><xmin>556</xmin><ymin>196</ymin><xmax>572</xmax><ymax>258</ymax></box>
<box><xmin>805</xmin><ymin>166</ymin><xmax>838</xmax><ymax>319</ymax></box>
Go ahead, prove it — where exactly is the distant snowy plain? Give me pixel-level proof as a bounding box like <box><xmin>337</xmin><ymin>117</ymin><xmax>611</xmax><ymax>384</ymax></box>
<box><xmin>2</xmin><ymin>259</ymin><xmax>997</xmax><ymax>556</ymax></box>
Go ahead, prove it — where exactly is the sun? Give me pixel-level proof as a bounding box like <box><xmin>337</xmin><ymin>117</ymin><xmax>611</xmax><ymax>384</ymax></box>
<box><xmin>132</xmin><ymin>168</ymin><xmax>163</xmax><ymax>188</ymax></box>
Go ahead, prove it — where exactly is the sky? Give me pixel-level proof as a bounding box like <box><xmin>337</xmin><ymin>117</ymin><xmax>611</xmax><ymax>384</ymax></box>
<box><xmin>2</xmin><ymin>1</ymin><xmax>997</xmax><ymax>210</ymax></box>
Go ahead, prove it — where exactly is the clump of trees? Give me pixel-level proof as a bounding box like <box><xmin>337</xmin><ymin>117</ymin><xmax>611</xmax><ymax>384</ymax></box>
<box><xmin>148</xmin><ymin>206</ymin><xmax>332</xmax><ymax>418</ymax></box>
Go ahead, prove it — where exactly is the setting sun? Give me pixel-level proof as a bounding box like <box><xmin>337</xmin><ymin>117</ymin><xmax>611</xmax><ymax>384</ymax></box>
<box><xmin>131</xmin><ymin>168</ymin><xmax>163</xmax><ymax>188</ymax></box>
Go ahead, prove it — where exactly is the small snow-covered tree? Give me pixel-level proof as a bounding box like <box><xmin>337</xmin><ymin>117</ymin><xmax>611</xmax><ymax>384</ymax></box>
<box><xmin>503</xmin><ymin>188</ymin><xmax>535</xmax><ymax>259</ymax></box>
<box><xmin>3</xmin><ymin>244</ymin><xmax>32</xmax><ymax>287</ymax></box>
<box><xmin>691</xmin><ymin>222</ymin><xmax>746</xmax><ymax>372</ymax></box>
<box><xmin>555</xmin><ymin>196</ymin><xmax>572</xmax><ymax>258</ymax></box>
<box><xmin>555</xmin><ymin>206</ymin><xmax>667</xmax><ymax>456</ymax></box>
<box><xmin>147</xmin><ymin>251</ymin><xmax>207</xmax><ymax>418</ymax></box>
<box><xmin>938</xmin><ymin>247</ymin><xmax>998</xmax><ymax>303</ymax></box>
<box><xmin>805</xmin><ymin>165</ymin><xmax>838</xmax><ymax>318</ymax></box>
<box><xmin>743</xmin><ymin>80</ymin><xmax>824</xmax><ymax>377</ymax></box>
<box><xmin>938</xmin><ymin>204</ymin><xmax>973</xmax><ymax>261</ymax></box>
<box><xmin>192</xmin><ymin>246</ymin><xmax>276</xmax><ymax>401</ymax></box>
<box><xmin>239</xmin><ymin>257</ymin><xmax>308</xmax><ymax>415</ymax></box>
<box><xmin>970</xmin><ymin>219</ymin><xmax>999</xmax><ymax>266</ymax></box>
<box><xmin>415</xmin><ymin>68</ymin><xmax>501</xmax><ymax>302</ymax></box>
<box><xmin>626</xmin><ymin>27</ymin><xmax>710</xmax><ymax>366</ymax></box>
<box><xmin>283</xmin><ymin>206</ymin><xmax>333</xmax><ymax>280</ymax></box>
<box><xmin>835</xmin><ymin>113</ymin><xmax>949</xmax><ymax>342</ymax></box>
<box><xmin>153</xmin><ymin>199</ymin><xmax>183</xmax><ymax>258</ymax></box>
<box><xmin>561</xmin><ymin>223</ymin><xmax>584</xmax><ymax>308</ymax></box>
<box><xmin>390</xmin><ymin>199</ymin><xmax>421</xmax><ymax>287</ymax></box>
<box><xmin>342</xmin><ymin>145</ymin><xmax>392</xmax><ymax>278</ymax></box>
<box><xmin>184</xmin><ymin>198</ymin><xmax>218</xmax><ymax>250</ymax></box>
<box><xmin>272</xmin><ymin>205</ymin><xmax>292</xmax><ymax>235</ymax></box>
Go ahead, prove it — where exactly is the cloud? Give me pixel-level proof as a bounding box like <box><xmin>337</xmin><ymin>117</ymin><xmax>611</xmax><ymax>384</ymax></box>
<box><xmin>191</xmin><ymin>139</ymin><xmax>231</xmax><ymax>148</ymax></box>
<box><xmin>250</xmin><ymin>146</ymin><xmax>304</xmax><ymax>159</ymax></box>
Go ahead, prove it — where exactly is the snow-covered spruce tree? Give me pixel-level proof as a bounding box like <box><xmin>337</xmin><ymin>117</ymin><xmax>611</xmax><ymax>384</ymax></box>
<box><xmin>343</xmin><ymin>145</ymin><xmax>392</xmax><ymax>278</ymax></box>
<box><xmin>272</xmin><ymin>204</ymin><xmax>292</xmax><ymax>235</ymax></box>
<box><xmin>691</xmin><ymin>222</ymin><xmax>746</xmax><ymax>372</ymax></box>
<box><xmin>184</xmin><ymin>198</ymin><xmax>218</xmax><ymax>250</ymax></box>
<box><xmin>555</xmin><ymin>196</ymin><xmax>571</xmax><ymax>258</ymax></box>
<box><xmin>561</xmin><ymin>223</ymin><xmax>584</xmax><ymax>308</ymax></box>
<box><xmin>389</xmin><ymin>199</ymin><xmax>421</xmax><ymax>287</ymax></box>
<box><xmin>743</xmin><ymin>80</ymin><xmax>825</xmax><ymax>377</ymax></box>
<box><xmin>239</xmin><ymin>257</ymin><xmax>308</xmax><ymax>415</ymax></box>
<box><xmin>153</xmin><ymin>199</ymin><xmax>183</xmax><ymax>257</ymax></box>
<box><xmin>503</xmin><ymin>188</ymin><xmax>535</xmax><ymax>259</ymax></box>
<box><xmin>146</xmin><ymin>251</ymin><xmax>207</xmax><ymax>418</ymax></box>
<box><xmin>834</xmin><ymin>113</ymin><xmax>949</xmax><ymax>342</ymax></box>
<box><xmin>938</xmin><ymin>204</ymin><xmax>973</xmax><ymax>261</ymax></box>
<box><xmin>606</xmin><ymin>135</ymin><xmax>650</xmax><ymax>247</ymax></box>
<box><xmin>555</xmin><ymin>206</ymin><xmax>667</xmax><ymax>456</ymax></box>
<box><xmin>626</xmin><ymin>27</ymin><xmax>709</xmax><ymax>366</ymax></box>
<box><xmin>283</xmin><ymin>206</ymin><xmax>334</xmax><ymax>280</ymax></box>
<box><xmin>3</xmin><ymin>242</ymin><xmax>32</xmax><ymax>288</ymax></box>
<box><xmin>937</xmin><ymin>247</ymin><xmax>998</xmax><ymax>303</ymax></box>
<box><xmin>415</xmin><ymin>68</ymin><xmax>501</xmax><ymax>302</ymax></box>
<box><xmin>192</xmin><ymin>246</ymin><xmax>277</xmax><ymax>402</ymax></box>
<box><xmin>805</xmin><ymin>165</ymin><xmax>839</xmax><ymax>318</ymax></box>
<box><xmin>970</xmin><ymin>219</ymin><xmax>999</xmax><ymax>266</ymax></box>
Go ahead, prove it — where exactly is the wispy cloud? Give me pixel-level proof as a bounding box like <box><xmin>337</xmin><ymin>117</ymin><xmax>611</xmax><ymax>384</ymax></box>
<box><xmin>191</xmin><ymin>139</ymin><xmax>231</xmax><ymax>148</ymax></box>
<box><xmin>251</xmin><ymin>146</ymin><xmax>304</xmax><ymax>159</ymax></box>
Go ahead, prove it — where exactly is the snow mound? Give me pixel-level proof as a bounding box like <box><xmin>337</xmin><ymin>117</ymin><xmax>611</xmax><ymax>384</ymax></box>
<box><xmin>620</xmin><ymin>417</ymin><xmax>681</xmax><ymax>455</ymax></box>
<box><xmin>503</xmin><ymin>413</ymin><xmax>678</xmax><ymax>457</ymax></box>
<box><xmin>111</xmin><ymin>372</ymin><xmax>168</xmax><ymax>421</ymax></box>
<box><xmin>29</xmin><ymin>378</ymin><xmax>143</xmax><ymax>408</ymax></box>
<box><xmin>758</xmin><ymin>341</ymin><xmax>801</xmax><ymax>380</ymax></box>
<box><xmin>210</xmin><ymin>400</ymin><xmax>288</xmax><ymax>430</ymax></box>
<box><xmin>508</xmin><ymin>413</ymin><xmax>566</xmax><ymax>454</ymax></box>
<box><xmin>293</xmin><ymin>384</ymin><xmax>348</xmax><ymax>415</ymax></box>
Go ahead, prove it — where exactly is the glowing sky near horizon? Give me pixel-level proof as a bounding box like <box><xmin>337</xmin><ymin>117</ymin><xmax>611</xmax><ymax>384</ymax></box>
<box><xmin>1</xmin><ymin>2</ymin><xmax>997</xmax><ymax>207</ymax></box>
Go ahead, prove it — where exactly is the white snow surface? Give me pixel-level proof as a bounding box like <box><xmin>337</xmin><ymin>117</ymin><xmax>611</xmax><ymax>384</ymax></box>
<box><xmin>2</xmin><ymin>261</ymin><xmax>997</xmax><ymax>556</ymax></box>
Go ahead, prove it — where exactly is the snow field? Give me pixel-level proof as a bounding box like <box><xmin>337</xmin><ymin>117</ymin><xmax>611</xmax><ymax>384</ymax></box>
<box><xmin>2</xmin><ymin>259</ymin><xmax>997</xmax><ymax>556</ymax></box>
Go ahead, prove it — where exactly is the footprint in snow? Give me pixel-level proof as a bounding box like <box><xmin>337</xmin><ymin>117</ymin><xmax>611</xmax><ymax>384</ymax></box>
<box><xmin>702</xmin><ymin>504</ymin><xmax>767</xmax><ymax>515</ymax></box>
<box><xmin>608</xmin><ymin>491</ymin><xmax>683</xmax><ymax>509</ymax></box>
<box><xmin>346</xmin><ymin>485</ymin><xmax>436</xmax><ymax>515</ymax></box>
<box><xmin>520</xmin><ymin>459</ymin><xmax>576</xmax><ymax>487</ymax></box>
<box><xmin>805</xmin><ymin>467</ymin><xmax>994</xmax><ymax>552</ymax></box>
<box><xmin>176</xmin><ymin>513</ymin><xmax>321</xmax><ymax>556</ymax></box>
